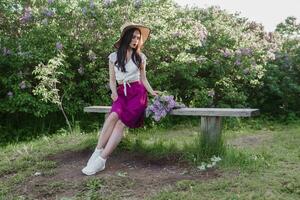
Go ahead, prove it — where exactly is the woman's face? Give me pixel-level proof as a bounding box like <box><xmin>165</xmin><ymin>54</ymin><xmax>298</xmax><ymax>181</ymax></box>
<box><xmin>129</xmin><ymin>30</ymin><xmax>141</xmax><ymax>49</ymax></box>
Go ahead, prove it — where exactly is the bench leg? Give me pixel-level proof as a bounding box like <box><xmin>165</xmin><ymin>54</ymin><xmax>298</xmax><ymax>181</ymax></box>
<box><xmin>200</xmin><ymin>116</ymin><xmax>222</xmax><ymax>145</ymax></box>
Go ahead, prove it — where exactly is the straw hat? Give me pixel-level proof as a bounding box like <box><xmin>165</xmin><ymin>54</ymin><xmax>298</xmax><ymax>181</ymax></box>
<box><xmin>113</xmin><ymin>22</ymin><xmax>151</xmax><ymax>49</ymax></box>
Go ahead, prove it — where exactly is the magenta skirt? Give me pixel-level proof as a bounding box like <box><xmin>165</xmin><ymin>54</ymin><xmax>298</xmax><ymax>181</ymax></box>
<box><xmin>109</xmin><ymin>81</ymin><xmax>148</xmax><ymax>128</ymax></box>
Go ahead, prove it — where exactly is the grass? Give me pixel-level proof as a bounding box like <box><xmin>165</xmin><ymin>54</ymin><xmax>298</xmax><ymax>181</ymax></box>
<box><xmin>0</xmin><ymin>118</ymin><xmax>299</xmax><ymax>199</ymax></box>
<box><xmin>148</xmin><ymin>120</ymin><xmax>300</xmax><ymax>200</ymax></box>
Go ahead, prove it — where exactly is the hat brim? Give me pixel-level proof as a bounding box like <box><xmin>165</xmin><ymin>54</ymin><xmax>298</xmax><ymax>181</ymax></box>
<box><xmin>114</xmin><ymin>25</ymin><xmax>151</xmax><ymax>49</ymax></box>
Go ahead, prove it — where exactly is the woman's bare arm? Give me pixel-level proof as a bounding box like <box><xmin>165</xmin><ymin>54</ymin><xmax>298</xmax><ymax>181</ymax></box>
<box><xmin>140</xmin><ymin>61</ymin><xmax>155</xmax><ymax>96</ymax></box>
<box><xmin>109</xmin><ymin>61</ymin><xmax>117</xmax><ymax>95</ymax></box>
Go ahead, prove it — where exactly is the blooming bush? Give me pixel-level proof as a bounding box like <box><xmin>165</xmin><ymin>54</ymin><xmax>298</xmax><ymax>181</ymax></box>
<box><xmin>146</xmin><ymin>91</ymin><xmax>185</xmax><ymax>122</ymax></box>
<box><xmin>0</xmin><ymin>0</ymin><xmax>299</xmax><ymax>142</ymax></box>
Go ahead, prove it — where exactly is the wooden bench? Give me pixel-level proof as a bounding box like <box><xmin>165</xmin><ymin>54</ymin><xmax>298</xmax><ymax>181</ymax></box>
<box><xmin>84</xmin><ymin>106</ymin><xmax>259</xmax><ymax>144</ymax></box>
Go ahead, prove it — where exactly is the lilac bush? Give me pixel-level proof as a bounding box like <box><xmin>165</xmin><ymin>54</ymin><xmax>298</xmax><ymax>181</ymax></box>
<box><xmin>1</xmin><ymin>0</ymin><xmax>299</xmax><ymax>120</ymax></box>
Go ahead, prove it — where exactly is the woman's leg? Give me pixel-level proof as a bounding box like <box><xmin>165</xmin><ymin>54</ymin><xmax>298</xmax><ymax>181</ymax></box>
<box><xmin>96</xmin><ymin>112</ymin><xmax>119</xmax><ymax>149</ymax></box>
<box><xmin>101</xmin><ymin>119</ymin><xmax>126</xmax><ymax>159</ymax></box>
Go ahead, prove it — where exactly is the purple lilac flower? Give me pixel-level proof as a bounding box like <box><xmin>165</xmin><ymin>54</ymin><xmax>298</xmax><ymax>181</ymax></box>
<box><xmin>104</xmin><ymin>0</ymin><xmax>112</xmax><ymax>7</ymax></box>
<box><xmin>166</xmin><ymin>97</ymin><xmax>176</xmax><ymax>110</ymax></box>
<box><xmin>44</xmin><ymin>9</ymin><xmax>54</xmax><ymax>17</ymax></box>
<box><xmin>169</xmin><ymin>45</ymin><xmax>178</xmax><ymax>52</ymax></box>
<box><xmin>284</xmin><ymin>54</ymin><xmax>290</xmax><ymax>63</ymax></box>
<box><xmin>172</xmin><ymin>31</ymin><xmax>182</xmax><ymax>37</ymax></box>
<box><xmin>234</xmin><ymin>60</ymin><xmax>241</xmax><ymax>66</ymax></box>
<box><xmin>154</xmin><ymin>115</ymin><xmax>161</xmax><ymax>121</ymax></box>
<box><xmin>169</xmin><ymin>100</ymin><xmax>176</xmax><ymax>109</ymax></box>
<box><xmin>56</xmin><ymin>42</ymin><xmax>63</xmax><ymax>50</ymax></box>
<box><xmin>17</xmin><ymin>51</ymin><xmax>32</xmax><ymax>58</ymax></box>
<box><xmin>240</xmin><ymin>48</ymin><xmax>252</xmax><ymax>56</ymax></box>
<box><xmin>19</xmin><ymin>81</ymin><xmax>26</xmax><ymax>89</ymax></box>
<box><xmin>264</xmin><ymin>32</ymin><xmax>274</xmax><ymax>42</ymax></box>
<box><xmin>153</xmin><ymin>99</ymin><xmax>161</xmax><ymax>107</ymax></box>
<box><xmin>42</xmin><ymin>18</ymin><xmax>48</xmax><ymax>25</ymax></box>
<box><xmin>78</xmin><ymin>66</ymin><xmax>84</xmax><ymax>75</ymax></box>
<box><xmin>90</xmin><ymin>0</ymin><xmax>95</xmax><ymax>9</ymax></box>
<box><xmin>18</xmin><ymin>71</ymin><xmax>23</xmax><ymax>78</ymax></box>
<box><xmin>266</xmin><ymin>51</ymin><xmax>275</xmax><ymax>60</ymax></box>
<box><xmin>107</xmin><ymin>21</ymin><xmax>113</xmax><ymax>28</ymax></box>
<box><xmin>146</xmin><ymin>94</ymin><xmax>179</xmax><ymax>121</ymax></box>
<box><xmin>48</xmin><ymin>0</ymin><xmax>54</xmax><ymax>4</ymax></box>
<box><xmin>250</xmin><ymin>60</ymin><xmax>257</xmax><ymax>66</ymax></box>
<box><xmin>235</xmin><ymin>49</ymin><xmax>242</xmax><ymax>56</ymax></box>
<box><xmin>88</xmin><ymin>50</ymin><xmax>97</xmax><ymax>61</ymax></box>
<box><xmin>243</xmin><ymin>68</ymin><xmax>250</xmax><ymax>75</ymax></box>
<box><xmin>196</xmin><ymin>56</ymin><xmax>207</xmax><ymax>63</ymax></box>
<box><xmin>145</xmin><ymin>108</ymin><xmax>151</xmax><ymax>117</ymax></box>
<box><xmin>198</xmin><ymin>29</ymin><xmax>208</xmax><ymax>42</ymax></box>
<box><xmin>161</xmin><ymin>110</ymin><xmax>167</xmax><ymax>117</ymax></box>
<box><xmin>7</xmin><ymin>91</ymin><xmax>13</xmax><ymax>98</ymax></box>
<box><xmin>208</xmin><ymin>89</ymin><xmax>215</xmax><ymax>97</ymax></box>
<box><xmin>3</xmin><ymin>47</ymin><xmax>12</xmax><ymax>56</ymax></box>
<box><xmin>82</xmin><ymin>7</ymin><xmax>87</xmax><ymax>15</ymax></box>
<box><xmin>134</xmin><ymin>0</ymin><xmax>142</xmax><ymax>8</ymax></box>
<box><xmin>221</xmin><ymin>48</ymin><xmax>232</xmax><ymax>58</ymax></box>
<box><xmin>248</xmin><ymin>21</ymin><xmax>258</xmax><ymax>30</ymax></box>
<box><xmin>20</xmin><ymin>7</ymin><xmax>32</xmax><ymax>23</ymax></box>
<box><xmin>148</xmin><ymin>105</ymin><xmax>154</xmax><ymax>111</ymax></box>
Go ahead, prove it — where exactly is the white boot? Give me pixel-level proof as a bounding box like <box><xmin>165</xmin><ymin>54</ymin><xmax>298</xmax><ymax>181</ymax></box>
<box><xmin>86</xmin><ymin>147</ymin><xmax>103</xmax><ymax>167</ymax></box>
<box><xmin>82</xmin><ymin>155</ymin><xmax>106</xmax><ymax>176</ymax></box>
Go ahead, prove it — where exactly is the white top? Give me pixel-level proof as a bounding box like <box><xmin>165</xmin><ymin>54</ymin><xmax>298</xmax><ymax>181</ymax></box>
<box><xmin>108</xmin><ymin>52</ymin><xmax>147</xmax><ymax>96</ymax></box>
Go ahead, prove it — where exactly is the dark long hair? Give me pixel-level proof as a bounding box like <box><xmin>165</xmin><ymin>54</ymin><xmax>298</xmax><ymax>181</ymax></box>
<box><xmin>115</xmin><ymin>28</ymin><xmax>143</xmax><ymax>72</ymax></box>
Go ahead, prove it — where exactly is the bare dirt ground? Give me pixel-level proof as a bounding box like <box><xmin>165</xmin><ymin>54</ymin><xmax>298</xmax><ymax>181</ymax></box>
<box><xmin>15</xmin><ymin>149</ymin><xmax>221</xmax><ymax>200</ymax></box>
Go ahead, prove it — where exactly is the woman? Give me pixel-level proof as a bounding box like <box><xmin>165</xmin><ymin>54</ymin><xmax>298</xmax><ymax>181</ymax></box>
<box><xmin>82</xmin><ymin>22</ymin><xmax>160</xmax><ymax>175</ymax></box>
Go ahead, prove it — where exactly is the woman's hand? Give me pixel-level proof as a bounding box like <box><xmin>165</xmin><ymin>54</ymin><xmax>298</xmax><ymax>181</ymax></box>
<box><xmin>152</xmin><ymin>90</ymin><xmax>162</xmax><ymax>97</ymax></box>
<box><xmin>111</xmin><ymin>92</ymin><xmax>118</xmax><ymax>101</ymax></box>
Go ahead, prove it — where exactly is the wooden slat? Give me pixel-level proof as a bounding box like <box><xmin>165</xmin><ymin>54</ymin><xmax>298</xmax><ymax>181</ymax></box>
<box><xmin>84</xmin><ymin>106</ymin><xmax>260</xmax><ymax>117</ymax></box>
<box><xmin>84</xmin><ymin>106</ymin><xmax>111</xmax><ymax>113</ymax></box>
<box><xmin>170</xmin><ymin>108</ymin><xmax>260</xmax><ymax>117</ymax></box>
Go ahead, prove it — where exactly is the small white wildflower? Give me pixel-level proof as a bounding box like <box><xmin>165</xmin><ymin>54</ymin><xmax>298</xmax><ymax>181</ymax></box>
<box><xmin>116</xmin><ymin>171</ymin><xmax>127</xmax><ymax>177</ymax></box>
<box><xmin>252</xmin><ymin>155</ymin><xmax>258</xmax><ymax>160</ymax></box>
<box><xmin>211</xmin><ymin>155</ymin><xmax>222</xmax><ymax>162</ymax></box>
<box><xmin>34</xmin><ymin>172</ymin><xmax>42</xmax><ymax>176</ymax></box>
<box><xmin>197</xmin><ymin>165</ymin><xmax>206</xmax><ymax>171</ymax></box>
<box><xmin>215</xmin><ymin>156</ymin><xmax>222</xmax><ymax>162</ymax></box>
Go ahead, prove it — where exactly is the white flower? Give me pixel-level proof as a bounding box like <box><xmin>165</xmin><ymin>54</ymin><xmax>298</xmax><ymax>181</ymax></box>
<box><xmin>211</xmin><ymin>155</ymin><xmax>222</xmax><ymax>162</ymax></box>
<box><xmin>34</xmin><ymin>172</ymin><xmax>42</xmax><ymax>176</ymax></box>
<box><xmin>197</xmin><ymin>165</ymin><xmax>206</xmax><ymax>171</ymax></box>
<box><xmin>252</xmin><ymin>155</ymin><xmax>258</xmax><ymax>160</ymax></box>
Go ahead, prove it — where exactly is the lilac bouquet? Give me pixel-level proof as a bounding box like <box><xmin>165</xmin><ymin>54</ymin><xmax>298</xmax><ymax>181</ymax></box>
<box><xmin>145</xmin><ymin>91</ymin><xmax>186</xmax><ymax>122</ymax></box>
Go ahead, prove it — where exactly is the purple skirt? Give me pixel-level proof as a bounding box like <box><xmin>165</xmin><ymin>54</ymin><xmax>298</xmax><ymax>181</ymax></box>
<box><xmin>109</xmin><ymin>80</ymin><xmax>148</xmax><ymax>128</ymax></box>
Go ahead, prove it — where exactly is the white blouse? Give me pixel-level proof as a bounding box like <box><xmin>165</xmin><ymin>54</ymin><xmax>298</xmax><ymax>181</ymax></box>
<box><xmin>108</xmin><ymin>52</ymin><xmax>147</xmax><ymax>96</ymax></box>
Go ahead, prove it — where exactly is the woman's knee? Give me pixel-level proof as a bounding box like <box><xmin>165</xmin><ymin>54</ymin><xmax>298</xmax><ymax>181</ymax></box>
<box><xmin>115</xmin><ymin>119</ymin><xmax>126</xmax><ymax>129</ymax></box>
<box><xmin>108</xmin><ymin>112</ymin><xmax>119</xmax><ymax>122</ymax></box>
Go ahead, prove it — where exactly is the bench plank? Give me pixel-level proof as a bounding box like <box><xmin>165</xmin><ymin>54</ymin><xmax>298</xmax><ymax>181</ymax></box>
<box><xmin>84</xmin><ymin>106</ymin><xmax>259</xmax><ymax>117</ymax></box>
<box><xmin>170</xmin><ymin>108</ymin><xmax>260</xmax><ymax>117</ymax></box>
<box><xmin>84</xmin><ymin>105</ymin><xmax>260</xmax><ymax>149</ymax></box>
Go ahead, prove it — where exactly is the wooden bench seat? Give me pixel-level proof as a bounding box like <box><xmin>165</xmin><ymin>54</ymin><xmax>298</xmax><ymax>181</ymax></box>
<box><xmin>84</xmin><ymin>106</ymin><xmax>259</xmax><ymax>144</ymax></box>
